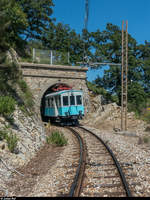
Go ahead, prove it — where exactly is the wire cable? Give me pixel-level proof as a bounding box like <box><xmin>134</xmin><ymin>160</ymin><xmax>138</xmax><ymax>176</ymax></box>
<box><xmin>83</xmin><ymin>0</ymin><xmax>89</xmax><ymax>65</ymax></box>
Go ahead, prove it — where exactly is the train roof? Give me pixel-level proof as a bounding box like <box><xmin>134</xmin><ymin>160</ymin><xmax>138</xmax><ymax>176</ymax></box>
<box><xmin>45</xmin><ymin>90</ymin><xmax>83</xmax><ymax>98</ymax></box>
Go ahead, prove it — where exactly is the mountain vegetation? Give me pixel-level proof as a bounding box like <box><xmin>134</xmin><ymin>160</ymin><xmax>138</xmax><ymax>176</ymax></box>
<box><xmin>0</xmin><ymin>0</ymin><xmax>150</xmax><ymax>120</ymax></box>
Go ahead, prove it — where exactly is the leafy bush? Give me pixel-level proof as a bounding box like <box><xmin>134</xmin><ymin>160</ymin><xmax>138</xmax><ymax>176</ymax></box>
<box><xmin>145</xmin><ymin>126</ymin><xmax>150</xmax><ymax>132</ymax></box>
<box><xmin>18</xmin><ymin>79</ymin><xmax>28</xmax><ymax>93</ymax></box>
<box><xmin>25</xmin><ymin>90</ymin><xmax>34</xmax><ymax>108</ymax></box>
<box><xmin>141</xmin><ymin>110</ymin><xmax>150</xmax><ymax>122</ymax></box>
<box><xmin>0</xmin><ymin>129</ymin><xmax>18</xmax><ymax>153</ymax></box>
<box><xmin>87</xmin><ymin>81</ymin><xmax>107</xmax><ymax>96</ymax></box>
<box><xmin>5</xmin><ymin>132</ymin><xmax>18</xmax><ymax>153</ymax></box>
<box><xmin>0</xmin><ymin>96</ymin><xmax>16</xmax><ymax>116</ymax></box>
<box><xmin>0</xmin><ymin>52</ymin><xmax>33</xmax><ymax>117</ymax></box>
<box><xmin>0</xmin><ymin>130</ymin><xmax>7</xmax><ymax>141</ymax></box>
<box><xmin>128</xmin><ymin>82</ymin><xmax>147</xmax><ymax>114</ymax></box>
<box><xmin>46</xmin><ymin>131</ymin><xmax>68</xmax><ymax>146</ymax></box>
<box><xmin>87</xmin><ymin>81</ymin><xmax>119</xmax><ymax>104</ymax></box>
<box><xmin>18</xmin><ymin>79</ymin><xmax>34</xmax><ymax>109</ymax></box>
<box><xmin>143</xmin><ymin>136</ymin><xmax>150</xmax><ymax>144</ymax></box>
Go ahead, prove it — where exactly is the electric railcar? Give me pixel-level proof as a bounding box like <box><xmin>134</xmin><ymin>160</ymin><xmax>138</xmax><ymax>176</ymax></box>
<box><xmin>44</xmin><ymin>90</ymin><xmax>84</xmax><ymax>125</ymax></box>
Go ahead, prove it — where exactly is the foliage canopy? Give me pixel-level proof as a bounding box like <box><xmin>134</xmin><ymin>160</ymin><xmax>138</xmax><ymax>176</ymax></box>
<box><xmin>0</xmin><ymin>1</ymin><xmax>150</xmax><ymax>117</ymax></box>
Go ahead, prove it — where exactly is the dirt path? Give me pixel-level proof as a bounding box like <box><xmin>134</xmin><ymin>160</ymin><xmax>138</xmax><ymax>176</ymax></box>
<box><xmin>6</xmin><ymin>144</ymin><xmax>64</xmax><ymax>197</ymax></box>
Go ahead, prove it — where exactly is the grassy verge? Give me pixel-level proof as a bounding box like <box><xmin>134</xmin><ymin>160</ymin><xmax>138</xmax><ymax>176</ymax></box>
<box><xmin>0</xmin><ymin>96</ymin><xmax>16</xmax><ymax>117</ymax></box>
<box><xmin>46</xmin><ymin>130</ymin><xmax>68</xmax><ymax>146</ymax></box>
<box><xmin>17</xmin><ymin>79</ymin><xmax>34</xmax><ymax>109</ymax></box>
<box><xmin>0</xmin><ymin>57</ymin><xmax>34</xmax><ymax>121</ymax></box>
<box><xmin>0</xmin><ymin>129</ymin><xmax>19</xmax><ymax>153</ymax></box>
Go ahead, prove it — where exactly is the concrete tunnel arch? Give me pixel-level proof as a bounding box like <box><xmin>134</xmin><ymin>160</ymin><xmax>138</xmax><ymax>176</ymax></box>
<box><xmin>40</xmin><ymin>83</ymin><xmax>72</xmax><ymax>122</ymax></box>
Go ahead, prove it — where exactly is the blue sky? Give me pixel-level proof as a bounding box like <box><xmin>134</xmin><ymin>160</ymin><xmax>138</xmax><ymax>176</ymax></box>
<box><xmin>52</xmin><ymin>0</ymin><xmax>150</xmax><ymax>82</ymax></box>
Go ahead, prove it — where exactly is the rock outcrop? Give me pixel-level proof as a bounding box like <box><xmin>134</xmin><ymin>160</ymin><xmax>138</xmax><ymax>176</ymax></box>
<box><xmin>0</xmin><ymin>105</ymin><xmax>46</xmax><ymax>195</ymax></box>
<box><xmin>0</xmin><ymin>49</ymin><xmax>46</xmax><ymax>195</ymax></box>
<box><xmin>83</xmin><ymin>94</ymin><xmax>147</xmax><ymax>133</ymax></box>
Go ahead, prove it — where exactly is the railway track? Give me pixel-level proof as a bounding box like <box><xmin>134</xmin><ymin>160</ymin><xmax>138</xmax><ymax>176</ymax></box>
<box><xmin>66</xmin><ymin>126</ymin><xmax>132</xmax><ymax>197</ymax></box>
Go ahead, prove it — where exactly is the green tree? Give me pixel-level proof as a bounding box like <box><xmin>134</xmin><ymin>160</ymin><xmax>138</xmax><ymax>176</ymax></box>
<box><xmin>0</xmin><ymin>0</ymin><xmax>54</xmax><ymax>53</ymax></box>
<box><xmin>0</xmin><ymin>0</ymin><xmax>28</xmax><ymax>52</ymax></box>
<box><xmin>17</xmin><ymin>0</ymin><xmax>54</xmax><ymax>41</ymax></box>
<box><xmin>91</xmin><ymin>23</ymin><xmax>150</xmax><ymax>114</ymax></box>
<box><xmin>137</xmin><ymin>43</ymin><xmax>150</xmax><ymax>93</ymax></box>
<box><xmin>0</xmin><ymin>0</ymin><xmax>11</xmax><ymax>51</ymax></box>
<box><xmin>128</xmin><ymin>82</ymin><xmax>147</xmax><ymax>114</ymax></box>
<box><xmin>43</xmin><ymin>23</ymin><xmax>87</xmax><ymax>64</ymax></box>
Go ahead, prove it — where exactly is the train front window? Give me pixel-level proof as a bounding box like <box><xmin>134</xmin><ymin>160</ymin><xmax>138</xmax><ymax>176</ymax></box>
<box><xmin>48</xmin><ymin>99</ymin><xmax>50</xmax><ymax>107</ymax></box>
<box><xmin>63</xmin><ymin>96</ymin><xmax>69</xmax><ymax>106</ymax></box>
<box><xmin>50</xmin><ymin>98</ymin><xmax>54</xmax><ymax>107</ymax></box>
<box><xmin>46</xmin><ymin>99</ymin><xmax>48</xmax><ymax>107</ymax></box>
<box><xmin>70</xmin><ymin>95</ymin><xmax>75</xmax><ymax>105</ymax></box>
<box><xmin>76</xmin><ymin>95</ymin><xmax>82</xmax><ymax>105</ymax></box>
<box><xmin>56</xmin><ymin>96</ymin><xmax>61</xmax><ymax>107</ymax></box>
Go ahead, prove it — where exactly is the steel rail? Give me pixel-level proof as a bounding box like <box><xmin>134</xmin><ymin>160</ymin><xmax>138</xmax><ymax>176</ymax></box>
<box><xmin>67</xmin><ymin>127</ymin><xmax>86</xmax><ymax>197</ymax></box>
<box><xmin>78</xmin><ymin>126</ymin><xmax>132</xmax><ymax>197</ymax></box>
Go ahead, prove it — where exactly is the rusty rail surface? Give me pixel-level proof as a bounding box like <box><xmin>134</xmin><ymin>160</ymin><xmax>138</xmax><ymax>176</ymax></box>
<box><xmin>67</xmin><ymin>127</ymin><xmax>86</xmax><ymax>197</ymax></box>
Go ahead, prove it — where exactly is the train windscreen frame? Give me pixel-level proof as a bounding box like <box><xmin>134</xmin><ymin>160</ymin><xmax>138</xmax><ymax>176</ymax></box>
<box><xmin>76</xmin><ymin>95</ymin><xmax>82</xmax><ymax>105</ymax></box>
<box><xmin>63</xmin><ymin>96</ymin><xmax>69</xmax><ymax>106</ymax></box>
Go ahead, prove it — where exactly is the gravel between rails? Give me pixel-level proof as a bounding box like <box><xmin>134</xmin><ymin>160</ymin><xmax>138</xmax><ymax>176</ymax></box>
<box><xmin>82</xmin><ymin>126</ymin><xmax>150</xmax><ymax>197</ymax></box>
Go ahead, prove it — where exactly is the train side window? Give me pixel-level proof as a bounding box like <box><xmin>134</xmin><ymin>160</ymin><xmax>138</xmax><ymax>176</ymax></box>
<box><xmin>63</xmin><ymin>96</ymin><xmax>69</xmax><ymax>106</ymax></box>
<box><xmin>76</xmin><ymin>95</ymin><xmax>82</xmax><ymax>105</ymax></box>
<box><xmin>60</xmin><ymin>95</ymin><xmax>62</xmax><ymax>107</ymax></box>
<box><xmin>46</xmin><ymin>99</ymin><xmax>48</xmax><ymax>107</ymax></box>
<box><xmin>51</xmin><ymin>98</ymin><xmax>54</xmax><ymax>107</ymax></box>
<box><xmin>59</xmin><ymin>96</ymin><xmax>61</xmax><ymax>107</ymax></box>
<box><xmin>70</xmin><ymin>95</ymin><xmax>75</xmax><ymax>105</ymax></box>
<box><xmin>48</xmin><ymin>99</ymin><xmax>50</xmax><ymax>107</ymax></box>
<box><xmin>57</xmin><ymin>96</ymin><xmax>61</xmax><ymax>107</ymax></box>
<box><xmin>55</xmin><ymin>97</ymin><xmax>58</xmax><ymax>107</ymax></box>
<box><xmin>55</xmin><ymin>96</ymin><xmax>60</xmax><ymax>107</ymax></box>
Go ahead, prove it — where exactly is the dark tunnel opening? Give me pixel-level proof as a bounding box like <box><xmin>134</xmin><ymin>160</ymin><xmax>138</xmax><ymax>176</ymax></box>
<box><xmin>40</xmin><ymin>83</ymin><xmax>72</xmax><ymax>122</ymax></box>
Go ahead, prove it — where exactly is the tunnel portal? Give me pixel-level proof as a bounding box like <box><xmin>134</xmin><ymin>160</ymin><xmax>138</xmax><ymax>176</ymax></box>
<box><xmin>21</xmin><ymin>62</ymin><xmax>89</xmax><ymax>119</ymax></box>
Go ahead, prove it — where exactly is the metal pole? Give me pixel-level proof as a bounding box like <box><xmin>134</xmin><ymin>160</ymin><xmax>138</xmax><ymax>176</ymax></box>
<box><xmin>33</xmin><ymin>48</ymin><xmax>35</xmax><ymax>63</ymax></box>
<box><xmin>125</xmin><ymin>20</ymin><xmax>128</xmax><ymax>131</ymax></box>
<box><xmin>77</xmin><ymin>62</ymin><xmax>121</xmax><ymax>66</ymax></box>
<box><xmin>50</xmin><ymin>50</ymin><xmax>53</xmax><ymax>65</ymax></box>
<box><xmin>83</xmin><ymin>0</ymin><xmax>89</xmax><ymax>63</ymax></box>
<box><xmin>121</xmin><ymin>21</ymin><xmax>124</xmax><ymax>131</ymax></box>
<box><xmin>68</xmin><ymin>52</ymin><xmax>70</xmax><ymax>64</ymax></box>
<box><xmin>84</xmin><ymin>0</ymin><xmax>89</xmax><ymax>31</ymax></box>
<box><xmin>121</xmin><ymin>20</ymin><xmax>128</xmax><ymax>131</ymax></box>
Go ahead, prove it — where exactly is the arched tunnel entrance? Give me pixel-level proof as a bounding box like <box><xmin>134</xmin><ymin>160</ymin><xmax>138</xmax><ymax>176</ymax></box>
<box><xmin>40</xmin><ymin>83</ymin><xmax>72</xmax><ymax>122</ymax></box>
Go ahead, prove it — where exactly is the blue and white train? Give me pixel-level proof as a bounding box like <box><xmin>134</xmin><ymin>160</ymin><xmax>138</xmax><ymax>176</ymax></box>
<box><xmin>44</xmin><ymin>89</ymin><xmax>84</xmax><ymax>125</ymax></box>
